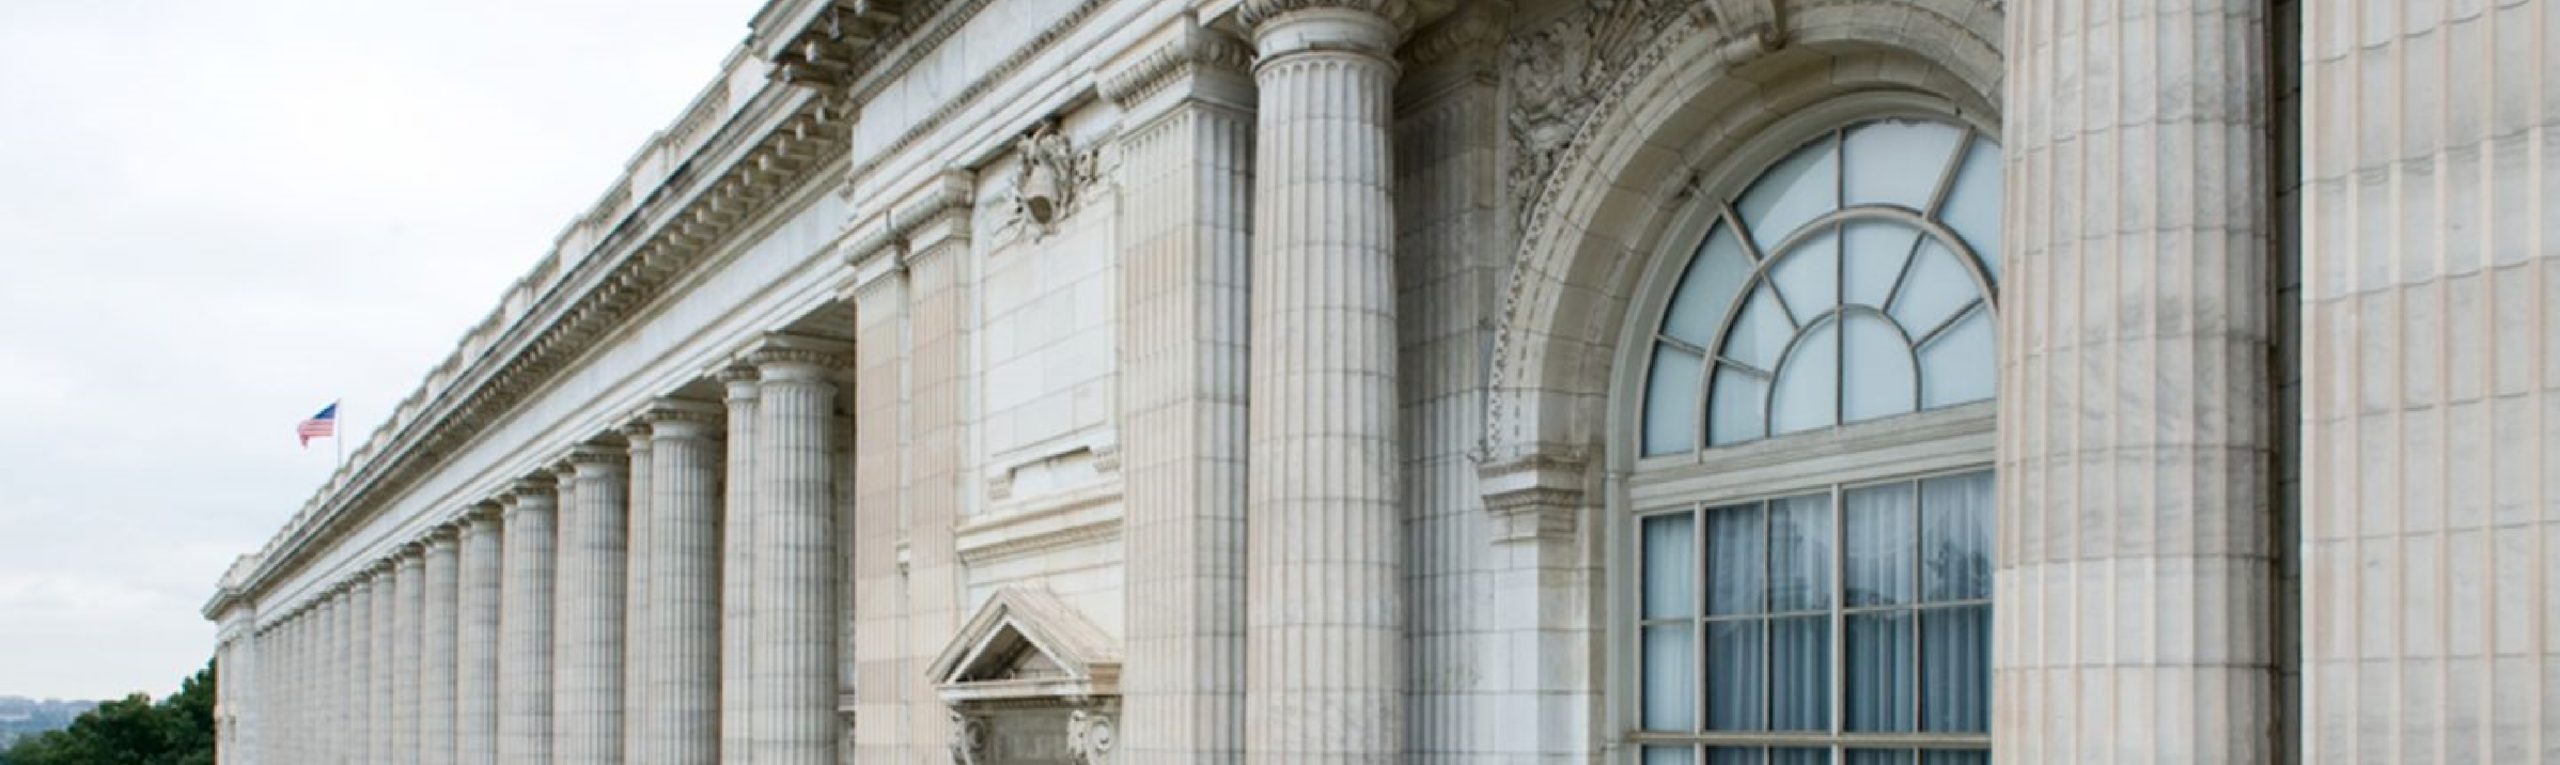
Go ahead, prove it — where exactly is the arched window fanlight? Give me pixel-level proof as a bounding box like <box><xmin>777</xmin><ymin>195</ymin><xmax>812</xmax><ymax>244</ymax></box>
<box><xmin>1643</xmin><ymin>119</ymin><xmax>2003</xmax><ymax>457</ymax></box>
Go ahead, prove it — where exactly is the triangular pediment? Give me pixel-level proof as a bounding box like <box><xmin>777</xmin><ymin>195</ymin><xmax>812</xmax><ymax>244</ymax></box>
<box><xmin>928</xmin><ymin>586</ymin><xmax>1121</xmax><ymax>705</ymax></box>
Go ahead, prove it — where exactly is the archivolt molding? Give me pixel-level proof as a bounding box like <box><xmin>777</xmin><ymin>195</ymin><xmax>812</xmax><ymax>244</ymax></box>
<box><xmin>1481</xmin><ymin>0</ymin><xmax>2005</xmax><ymax>498</ymax></box>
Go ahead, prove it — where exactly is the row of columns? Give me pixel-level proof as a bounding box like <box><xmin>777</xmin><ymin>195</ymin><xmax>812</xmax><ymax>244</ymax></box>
<box><xmin>246</xmin><ymin>339</ymin><xmax>846</xmax><ymax>765</ymax></box>
<box><xmin>250</xmin><ymin>1</ymin><xmax>1420</xmax><ymax>762</ymax></box>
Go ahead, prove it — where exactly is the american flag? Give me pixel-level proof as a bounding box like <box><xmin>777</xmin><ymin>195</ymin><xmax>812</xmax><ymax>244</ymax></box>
<box><xmin>297</xmin><ymin>402</ymin><xmax>338</xmax><ymax>448</ymax></box>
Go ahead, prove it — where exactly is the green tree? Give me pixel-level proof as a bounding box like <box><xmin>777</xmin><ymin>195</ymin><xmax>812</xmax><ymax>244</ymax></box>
<box><xmin>0</xmin><ymin>660</ymin><xmax>214</xmax><ymax>765</ymax></box>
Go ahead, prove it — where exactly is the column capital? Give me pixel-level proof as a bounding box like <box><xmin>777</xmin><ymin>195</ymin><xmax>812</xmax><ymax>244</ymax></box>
<box><xmin>1240</xmin><ymin>0</ymin><xmax>1412</xmax><ymax>59</ymax></box>
<box><xmin>1100</xmin><ymin>15</ymin><xmax>1254</xmax><ymax>111</ymax></box>
<box><xmin>640</xmin><ymin>398</ymin><xmax>725</xmax><ymax>439</ymax></box>
<box><xmin>567</xmin><ymin>443</ymin><xmax>630</xmax><ymax>475</ymax></box>
<box><xmin>507</xmin><ymin>476</ymin><xmax>557</xmax><ymax>502</ymax></box>
<box><xmin>743</xmin><ymin>333</ymin><xmax>853</xmax><ymax>381</ymax></box>
<box><xmin>421</xmin><ymin>523</ymin><xmax>460</xmax><ymax>550</ymax></box>
<box><xmin>719</xmin><ymin>365</ymin><xmax>762</xmax><ymax>400</ymax></box>
<box><xmin>620</xmin><ymin>419</ymin><xmax>656</xmax><ymax>450</ymax></box>
<box><xmin>459</xmin><ymin>500</ymin><xmax>503</xmax><ymax>529</ymax></box>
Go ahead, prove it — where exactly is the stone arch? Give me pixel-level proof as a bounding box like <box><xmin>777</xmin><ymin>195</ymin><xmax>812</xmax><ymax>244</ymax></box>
<box><xmin>1478</xmin><ymin>0</ymin><xmax>2005</xmax><ymax>495</ymax></box>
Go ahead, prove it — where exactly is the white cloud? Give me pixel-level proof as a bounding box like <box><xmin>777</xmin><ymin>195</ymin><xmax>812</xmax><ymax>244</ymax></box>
<box><xmin>0</xmin><ymin>0</ymin><xmax>764</xmax><ymax>700</ymax></box>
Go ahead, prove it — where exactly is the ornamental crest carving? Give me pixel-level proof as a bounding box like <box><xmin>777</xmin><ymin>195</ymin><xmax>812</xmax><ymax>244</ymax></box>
<box><xmin>947</xmin><ymin>711</ymin><xmax>987</xmax><ymax>765</ymax></box>
<box><xmin>1503</xmin><ymin>0</ymin><xmax>1711</xmax><ymax>230</ymax></box>
<box><xmin>1003</xmin><ymin>120</ymin><xmax>1100</xmax><ymax>240</ymax></box>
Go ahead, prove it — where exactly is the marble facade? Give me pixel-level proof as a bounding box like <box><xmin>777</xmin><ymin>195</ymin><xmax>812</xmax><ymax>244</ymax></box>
<box><xmin>200</xmin><ymin>0</ymin><xmax>2560</xmax><ymax>763</ymax></box>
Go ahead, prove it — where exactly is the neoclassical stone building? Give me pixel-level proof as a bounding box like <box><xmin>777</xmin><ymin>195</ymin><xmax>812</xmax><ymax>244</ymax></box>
<box><xmin>201</xmin><ymin>0</ymin><xmax>2560</xmax><ymax>762</ymax></box>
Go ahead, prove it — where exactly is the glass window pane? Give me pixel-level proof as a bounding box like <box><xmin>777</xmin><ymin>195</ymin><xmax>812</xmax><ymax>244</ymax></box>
<box><xmin>1706</xmin><ymin>503</ymin><xmax>1766</xmax><ymax>616</ymax></box>
<box><xmin>1769</xmin><ymin>494</ymin><xmax>1832</xmax><ymax>611</ymax></box>
<box><xmin>1705</xmin><ymin>620</ymin><xmax>1768</xmax><ymax>731</ymax></box>
<box><xmin>1936</xmin><ymin>137</ymin><xmax>2003</xmax><ymax>280</ymax></box>
<box><xmin>1846</xmin><ymin>483</ymin><xmax>1916</xmax><ymax>607</ymax></box>
<box><xmin>1642</xmin><ymin>623</ymin><xmax>1697</xmax><ymax>731</ymax></box>
<box><xmin>1738</xmin><ymin>133</ymin><xmax>1840</xmax><ymax>252</ymax></box>
<box><xmin>1647</xmin><ymin>746</ymin><xmax>1702</xmax><ymax>765</ymax></box>
<box><xmin>1768</xmin><ymin>227</ymin><xmax>1840</xmax><ymax>325</ymax></box>
<box><xmin>1770</xmin><ymin>615</ymin><xmax>1830</xmax><ymax>731</ymax></box>
<box><xmin>1770</xmin><ymin>320</ymin><xmax>1840</xmax><ymax>435</ymax></box>
<box><xmin>1920</xmin><ymin>471</ymin><xmax>1994</xmax><ymax>601</ymax></box>
<box><xmin>1706</xmin><ymin>748</ymin><xmax>1764</xmax><ymax>765</ymax></box>
<box><xmin>1709</xmin><ymin>366</ymin><xmax>1770</xmax><ymax>446</ymax></box>
<box><xmin>1770</xmin><ymin>748</ymin><xmax>1831</xmax><ymax>765</ymax></box>
<box><xmin>1887</xmin><ymin>239</ymin><xmax>1979</xmax><ymax>334</ymax></box>
<box><xmin>1725</xmin><ymin>286</ymin><xmax>1796</xmax><ymax>370</ymax></box>
<box><xmin>1843</xmin><ymin>220</ymin><xmax>1922</xmax><ymax>309</ymax></box>
<box><xmin>1848</xmin><ymin>751</ymin><xmax>1916</xmax><ymax>765</ymax></box>
<box><xmin>1921</xmin><ymin>605</ymin><xmax>1993</xmax><ymax>733</ymax></box>
<box><xmin>1642</xmin><ymin>513</ymin><xmax>1697</xmax><ymax>619</ymax></box>
<box><xmin>1843</xmin><ymin>312</ymin><xmax>1919</xmax><ymax>423</ymax></box>
<box><xmin>1918</xmin><ymin>307</ymin><xmax>1995</xmax><ymax>408</ymax></box>
<box><xmin>1846</xmin><ymin>118</ymin><xmax>1965</xmax><ymax>210</ymax></box>
<box><xmin>1645</xmin><ymin>347</ymin><xmax>1706</xmax><ymax>456</ymax></box>
<box><xmin>1847</xmin><ymin>612</ymin><xmax>1917</xmax><ymax>732</ymax></box>
<box><xmin>1920</xmin><ymin>751</ymin><xmax>1990</xmax><ymax>765</ymax></box>
<box><xmin>1665</xmin><ymin>224</ymin><xmax>1756</xmax><ymax>347</ymax></box>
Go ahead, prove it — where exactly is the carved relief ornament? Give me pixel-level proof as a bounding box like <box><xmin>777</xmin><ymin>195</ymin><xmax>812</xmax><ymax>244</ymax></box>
<box><xmin>1501</xmin><ymin>0</ymin><xmax>1713</xmax><ymax>230</ymax></box>
<box><xmin>1003</xmin><ymin>120</ymin><xmax>1099</xmax><ymax>240</ymax></box>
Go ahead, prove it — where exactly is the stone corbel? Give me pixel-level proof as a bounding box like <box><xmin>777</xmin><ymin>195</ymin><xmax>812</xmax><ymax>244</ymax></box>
<box><xmin>1476</xmin><ymin>450</ymin><xmax>1589</xmax><ymax>542</ymax></box>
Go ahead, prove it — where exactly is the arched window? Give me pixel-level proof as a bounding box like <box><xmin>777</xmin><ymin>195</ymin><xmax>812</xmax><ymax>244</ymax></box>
<box><xmin>1630</xmin><ymin>116</ymin><xmax>2000</xmax><ymax>765</ymax></box>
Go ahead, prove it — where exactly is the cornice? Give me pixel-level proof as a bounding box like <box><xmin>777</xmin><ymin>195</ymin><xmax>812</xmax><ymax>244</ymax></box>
<box><xmin>228</xmin><ymin>50</ymin><xmax>856</xmax><ymax>611</ymax></box>
<box><xmin>841</xmin><ymin>0</ymin><xmax>1113</xmax><ymax>192</ymax></box>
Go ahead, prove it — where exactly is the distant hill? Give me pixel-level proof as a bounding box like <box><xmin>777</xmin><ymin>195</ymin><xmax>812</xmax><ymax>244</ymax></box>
<box><xmin>0</xmin><ymin>698</ymin><xmax>97</xmax><ymax>748</ymax></box>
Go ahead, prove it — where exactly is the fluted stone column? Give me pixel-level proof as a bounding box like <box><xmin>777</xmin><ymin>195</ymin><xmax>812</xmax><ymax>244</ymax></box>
<box><xmin>422</xmin><ymin>528</ymin><xmax>461</xmax><ymax>765</ymax></box>
<box><xmin>558</xmin><ymin>445</ymin><xmax>631</xmax><ymax>764</ymax></box>
<box><xmin>638</xmin><ymin>400</ymin><xmax>724</xmax><ymax>765</ymax></box>
<box><xmin>372</xmin><ymin>562</ymin><xmax>397</xmax><ymax>765</ymax></box>
<box><xmin>458</xmin><ymin>505</ymin><xmax>504</xmax><ymax>765</ymax></box>
<box><xmin>349</xmin><ymin>577</ymin><xmax>375</xmax><ymax>765</ymax></box>
<box><xmin>1239</xmin><ymin>1</ymin><xmax>1408</xmax><ymax>761</ymax></box>
<box><xmin>717</xmin><ymin>368</ymin><xmax>758</xmax><ymax>764</ymax></box>
<box><xmin>2299</xmin><ymin>1</ymin><xmax>2560</xmax><ymax>761</ymax></box>
<box><xmin>622</xmin><ymin>423</ymin><xmax>655</xmax><ymax>765</ymax></box>
<box><xmin>394</xmin><ymin>545</ymin><xmax>425</xmax><ymax>765</ymax></box>
<box><xmin>747</xmin><ymin>340</ymin><xmax>844</xmax><ymax>765</ymax></box>
<box><xmin>1996</xmin><ymin>0</ymin><xmax>2276</xmax><ymax>761</ymax></box>
<box><xmin>1101</xmin><ymin>16</ymin><xmax>1256</xmax><ymax>763</ymax></box>
<box><xmin>333</xmin><ymin>590</ymin><xmax>353</xmax><ymax>764</ymax></box>
<box><xmin>320</xmin><ymin>596</ymin><xmax>340</xmax><ymax>765</ymax></box>
<box><xmin>499</xmin><ymin>480</ymin><xmax>560</xmax><ymax>765</ymax></box>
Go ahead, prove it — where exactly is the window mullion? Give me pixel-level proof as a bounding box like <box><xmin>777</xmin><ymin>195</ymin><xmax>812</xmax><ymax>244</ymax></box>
<box><xmin>1829</xmin><ymin>483</ymin><xmax>1846</xmax><ymax>741</ymax></box>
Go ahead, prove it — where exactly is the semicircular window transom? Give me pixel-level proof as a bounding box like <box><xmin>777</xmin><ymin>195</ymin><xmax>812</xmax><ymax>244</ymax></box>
<box><xmin>1643</xmin><ymin>118</ymin><xmax>2003</xmax><ymax>457</ymax></box>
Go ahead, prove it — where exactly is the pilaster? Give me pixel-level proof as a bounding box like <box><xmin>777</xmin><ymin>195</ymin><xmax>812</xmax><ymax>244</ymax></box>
<box><xmin>848</xmin><ymin>264</ymin><xmax>914</xmax><ymax>763</ymax></box>
<box><xmin>901</xmin><ymin>177</ymin><xmax>972</xmax><ymax>764</ymax></box>
<box><xmin>1997</xmin><ymin>0</ymin><xmax>2277</xmax><ymax>761</ymax></box>
<box><xmin>1102</xmin><ymin>14</ymin><xmax>1255</xmax><ymax>763</ymax></box>
<box><xmin>1239</xmin><ymin>1</ymin><xmax>1410</xmax><ymax>761</ymax></box>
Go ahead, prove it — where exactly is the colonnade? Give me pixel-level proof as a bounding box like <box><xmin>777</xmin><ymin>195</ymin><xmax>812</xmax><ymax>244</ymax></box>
<box><xmin>244</xmin><ymin>338</ymin><xmax>847</xmax><ymax>765</ymax></box>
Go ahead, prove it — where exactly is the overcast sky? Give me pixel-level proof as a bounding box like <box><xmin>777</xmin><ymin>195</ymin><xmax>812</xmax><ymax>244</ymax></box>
<box><xmin>0</xmin><ymin>0</ymin><xmax>764</xmax><ymax>701</ymax></box>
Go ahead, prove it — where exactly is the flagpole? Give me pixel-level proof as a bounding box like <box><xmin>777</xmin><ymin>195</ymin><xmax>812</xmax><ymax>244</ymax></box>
<box><xmin>335</xmin><ymin>399</ymin><xmax>345</xmax><ymax>470</ymax></box>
